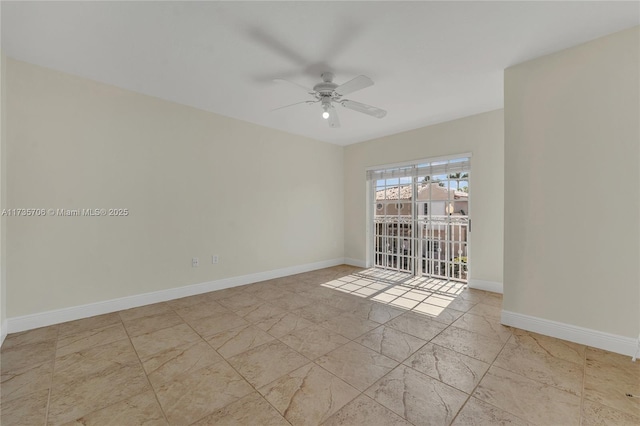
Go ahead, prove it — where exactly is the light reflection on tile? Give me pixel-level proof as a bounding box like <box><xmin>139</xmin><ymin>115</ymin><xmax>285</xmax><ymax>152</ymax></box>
<box><xmin>413</xmin><ymin>305</ymin><xmax>464</xmax><ymax>325</ymax></box>
<box><xmin>385</xmin><ymin>287</ymin><xmax>408</xmax><ymax>296</ymax></box>
<box><xmin>388</xmin><ymin>296</ymin><xmax>420</xmax><ymax>310</ymax></box>
<box><xmin>424</xmin><ymin>295</ymin><xmax>455</xmax><ymax>307</ymax></box>
<box><xmin>372</xmin><ymin>293</ymin><xmax>397</xmax><ymax>303</ymax></box>
<box><xmin>353</xmin><ymin>287</ymin><xmax>378</xmax><ymax>297</ymax></box>
<box><xmin>338</xmin><ymin>283</ymin><xmax>361</xmax><ymax>292</ymax></box>
<box><xmin>412</xmin><ymin>302</ymin><xmax>444</xmax><ymax>316</ymax></box>
<box><xmin>366</xmin><ymin>282</ymin><xmax>388</xmax><ymax>291</ymax></box>
<box><xmin>404</xmin><ymin>289</ymin><xmax>433</xmax><ymax>301</ymax></box>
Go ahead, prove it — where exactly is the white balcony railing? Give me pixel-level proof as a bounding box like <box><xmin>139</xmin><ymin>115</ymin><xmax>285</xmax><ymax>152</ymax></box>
<box><xmin>373</xmin><ymin>214</ymin><xmax>469</xmax><ymax>282</ymax></box>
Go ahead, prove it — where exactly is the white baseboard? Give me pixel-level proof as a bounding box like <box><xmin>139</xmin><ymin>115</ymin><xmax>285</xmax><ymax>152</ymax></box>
<box><xmin>1</xmin><ymin>319</ymin><xmax>7</xmax><ymax>347</ymax></box>
<box><xmin>344</xmin><ymin>258</ymin><xmax>366</xmax><ymax>268</ymax></box>
<box><xmin>6</xmin><ymin>258</ymin><xmax>345</xmax><ymax>334</ymax></box>
<box><xmin>468</xmin><ymin>278</ymin><xmax>503</xmax><ymax>294</ymax></box>
<box><xmin>501</xmin><ymin>310</ymin><xmax>638</xmax><ymax>357</ymax></box>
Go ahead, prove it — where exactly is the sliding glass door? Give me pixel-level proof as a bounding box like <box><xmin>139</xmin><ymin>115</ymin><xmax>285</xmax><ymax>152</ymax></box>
<box><xmin>369</xmin><ymin>157</ymin><xmax>470</xmax><ymax>282</ymax></box>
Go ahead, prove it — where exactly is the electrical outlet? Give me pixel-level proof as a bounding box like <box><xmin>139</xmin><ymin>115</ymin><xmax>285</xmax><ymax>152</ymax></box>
<box><xmin>212</xmin><ymin>255</ymin><xmax>219</xmax><ymax>264</ymax></box>
<box><xmin>192</xmin><ymin>257</ymin><xmax>199</xmax><ymax>267</ymax></box>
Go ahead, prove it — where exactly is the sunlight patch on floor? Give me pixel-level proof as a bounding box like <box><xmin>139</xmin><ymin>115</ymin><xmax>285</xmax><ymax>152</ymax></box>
<box><xmin>320</xmin><ymin>268</ymin><xmax>467</xmax><ymax>320</ymax></box>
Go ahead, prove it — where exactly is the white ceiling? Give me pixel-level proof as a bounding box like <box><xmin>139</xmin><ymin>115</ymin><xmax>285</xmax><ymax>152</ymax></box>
<box><xmin>2</xmin><ymin>1</ymin><xmax>638</xmax><ymax>145</ymax></box>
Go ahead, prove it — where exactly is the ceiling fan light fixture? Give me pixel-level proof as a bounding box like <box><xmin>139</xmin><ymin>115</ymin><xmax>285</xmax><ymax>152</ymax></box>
<box><xmin>322</xmin><ymin>103</ymin><xmax>330</xmax><ymax>119</ymax></box>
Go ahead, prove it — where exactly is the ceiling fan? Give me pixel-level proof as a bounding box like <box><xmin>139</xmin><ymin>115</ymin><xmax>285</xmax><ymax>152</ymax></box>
<box><xmin>273</xmin><ymin>72</ymin><xmax>387</xmax><ymax>128</ymax></box>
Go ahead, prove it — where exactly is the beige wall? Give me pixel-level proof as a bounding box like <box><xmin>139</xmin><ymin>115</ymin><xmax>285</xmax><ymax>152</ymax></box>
<box><xmin>6</xmin><ymin>59</ymin><xmax>344</xmax><ymax>318</ymax></box>
<box><xmin>504</xmin><ymin>27</ymin><xmax>639</xmax><ymax>338</ymax></box>
<box><xmin>1</xmin><ymin>52</ymin><xmax>6</xmax><ymax>340</ymax></box>
<box><xmin>344</xmin><ymin>109</ymin><xmax>504</xmax><ymax>285</ymax></box>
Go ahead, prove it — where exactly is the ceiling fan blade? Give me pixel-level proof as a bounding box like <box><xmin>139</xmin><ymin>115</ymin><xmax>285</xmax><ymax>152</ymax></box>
<box><xmin>271</xmin><ymin>100</ymin><xmax>315</xmax><ymax>112</ymax></box>
<box><xmin>248</xmin><ymin>28</ymin><xmax>307</xmax><ymax>67</ymax></box>
<box><xmin>328</xmin><ymin>106</ymin><xmax>340</xmax><ymax>128</ymax></box>
<box><xmin>341</xmin><ymin>99</ymin><xmax>387</xmax><ymax>118</ymax></box>
<box><xmin>274</xmin><ymin>79</ymin><xmax>315</xmax><ymax>95</ymax></box>
<box><xmin>335</xmin><ymin>75</ymin><xmax>374</xmax><ymax>96</ymax></box>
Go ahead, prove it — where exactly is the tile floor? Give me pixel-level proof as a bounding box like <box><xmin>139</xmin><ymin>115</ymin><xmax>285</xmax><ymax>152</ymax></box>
<box><xmin>1</xmin><ymin>265</ymin><xmax>639</xmax><ymax>425</ymax></box>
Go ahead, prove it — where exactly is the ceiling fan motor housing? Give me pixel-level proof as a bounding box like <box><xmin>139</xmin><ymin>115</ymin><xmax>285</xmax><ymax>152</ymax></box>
<box><xmin>313</xmin><ymin>82</ymin><xmax>338</xmax><ymax>96</ymax></box>
<box><xmin>313</xmin><ymin>72</ymin><xmax>339</xmax><ymax>97</ymax></box>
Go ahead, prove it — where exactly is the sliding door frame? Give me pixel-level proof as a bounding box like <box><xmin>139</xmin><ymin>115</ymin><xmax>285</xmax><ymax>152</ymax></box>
<box><xmin>365</xmin><ymin>153</ymin><xmax>472</xmax><ymax>281</ymax></box>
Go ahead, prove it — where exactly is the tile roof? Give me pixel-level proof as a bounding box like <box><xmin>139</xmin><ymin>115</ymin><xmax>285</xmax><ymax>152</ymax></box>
<box><xmin>375</xmin><ymin>184</ymin><xmax>468</xmax><ymax>200</ymax></box>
